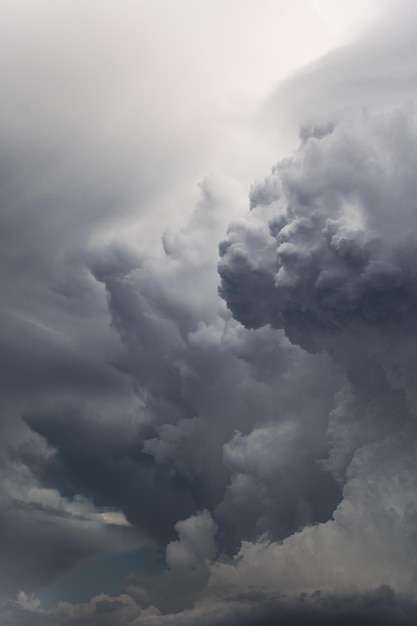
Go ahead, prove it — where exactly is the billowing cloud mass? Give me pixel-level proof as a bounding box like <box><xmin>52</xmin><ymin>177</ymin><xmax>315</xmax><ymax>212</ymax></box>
<box><xmin>4</xmin><ymin>0</ymin><xmax>417</xmax><ymax>625</ymax></box>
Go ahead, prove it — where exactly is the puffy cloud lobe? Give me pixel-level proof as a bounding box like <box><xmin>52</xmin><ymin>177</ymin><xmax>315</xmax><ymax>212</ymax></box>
<box><xmin>166</xmin><ymin>510</ymin><xmax>217</xmax><ymax>570</ymax></box>
<box><xmin>223</xmin><ymin>422</ymin><xmax>299</xmax><ymax>477</ymax></box>
<box><xmin>220</xmin><ymin>108</ymin><xmax>417</xmax><ymax>344</ymax></box>
<box><xmin>219</xmin><ymin>421</ymin><xmax>340</xmax><ymax>540</ymax></box>
<box><xmin>210</xmin><ymin>429</ymin><xmax>417</xmax><ymax>597</ymax></box>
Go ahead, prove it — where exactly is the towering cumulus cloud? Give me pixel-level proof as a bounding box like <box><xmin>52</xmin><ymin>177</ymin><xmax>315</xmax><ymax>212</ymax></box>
<box><xmin>12</xmin><ymin>112</ymin><xmax>417</xmax><ymax>623</ymax></box>
<box><xmin>218</xmin><ymin>105</ymin><xmax>417</xmax><ymax>593</ymax></box>
<box><xmin>5</xmin><ymin>2</ymin><xmax>417</xmax><ymax>625</ymax></box>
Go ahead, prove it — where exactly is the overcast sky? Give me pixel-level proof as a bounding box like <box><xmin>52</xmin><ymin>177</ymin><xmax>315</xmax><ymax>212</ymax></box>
<box><xmin>3</xmin><ymin>1</ymin><xmax>417</xmax><ymax>625</ymax></box>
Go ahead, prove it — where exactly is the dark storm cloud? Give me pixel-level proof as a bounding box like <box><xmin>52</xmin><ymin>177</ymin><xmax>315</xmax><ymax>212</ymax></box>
<box><xmin>218</xmin><ymin>107</ymin><xmax>417</xmax><ymax>446</ymax></box>
<box><xmin>218</xmin><ymin>108</ymin><xmax>417</xmax><ymax>561</ymax></box>
<box><xmin>4</xmin><ymin>0</ymin><xmax>417</xmax><ymax>624</ymax></box>
<box><xmin>0</xmin><ymin>0</ymin><xmax>237</xmax><ymax>596</ymax></box>
<box><xmin>220</xmin><ymin>108</ymin><xmax>417</xmax><ymax>349</ymax></box>
<box><xmin>0</xmin><ymin>109</ymin><xmax>138</xmax><ymax>598</ymax></box>
<box><xmin>19</xmin><ymin>52</ymin><xmax>417</xmax><ymax>626</ymax></box>
<box><xmin>0</xmin><ymin>0</ymin><xmax>205</xmax><ymax>596</ymax></box>
<box><xmin>21</xmin><ymin>176</ymin><xmax>341</xmax><ymax>557</ymax></box>
<box><xmin>23</xmin><ymin>404</ymin><xmax>202</xmax><ymax>544</ymax></box>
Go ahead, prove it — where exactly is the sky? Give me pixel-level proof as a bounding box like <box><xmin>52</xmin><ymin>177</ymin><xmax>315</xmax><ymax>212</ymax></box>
<box><xmin>4</xmin><ymin>0</ymin><xmax>417</xmax><ymax>624</ymax></box>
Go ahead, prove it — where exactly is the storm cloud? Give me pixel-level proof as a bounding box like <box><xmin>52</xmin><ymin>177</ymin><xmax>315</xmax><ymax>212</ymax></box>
<box><xmin>2</xmin><ymin>1</ymin><xmax>417</xmax><ymax>625</ymax></box>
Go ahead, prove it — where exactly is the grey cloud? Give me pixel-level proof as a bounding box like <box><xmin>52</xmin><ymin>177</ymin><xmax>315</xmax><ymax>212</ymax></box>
<box><xmin>5</xmin><ymin>586</ymin><xmax>417</xmax><ymax>626</ymax></box>
<box><xmin>217</xmin><ymin>104</ymin><xmax>417</xmax><ymax>601</ymax></box>
<box><xmin>0</xmin><ymin>0</ymin><xmax>238</xmax><ymax>595</ymax></box>
<box><xmin>19</xmin><ymin>174</ymin><xmax>341</xmax><ymax>567</ymax></box>
<box><xmin>166</xmin><ymin>510</ymin><xmax>217</xmax><ymax>570</ymax></box>
<box><xmin>4</xmin><ymin>149</ymin><xmax>414</xmax><ymax>617</ymax></box>
<box><xmin>210</xmin><ymin>427</ymin><xmax>417</xmax><ymax>599</ymax></box>
<box><xmin>0</xmin><ymin>482</ymin><xmax>138</xmax><ymax>601</ymax></box>
<box><xmin>220</xmin><ymin>108</ymin><xmax>417</xmax><ymax>348</ymax></box>
<box><xmin>5</xmin><ymin>0</ymin><xmax>417</xmax><ymax>622</ymax></box>
<box><xmin>219</xmin><ymin>108</ymin><xmax>417</xmax><ymax>407</ymax></box>
<box><xmin>22</xmin><ymin>404</ymin><xmax>200</xmax><ymax>545</ymax></box>
<box><xmin>218</xmin><ymin>421</ymin><xmax>340</xmax><ymax>540</ymax></box>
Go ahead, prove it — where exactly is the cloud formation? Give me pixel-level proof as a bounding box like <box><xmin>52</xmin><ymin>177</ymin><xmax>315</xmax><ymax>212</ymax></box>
<box><xmin>4</xmin><ymin>1</ymin><xmax>417</xmax><ymax>625</ymax></box>
<box><xmin>217</xmin><ymin>101</ymin><xmax>417</xmax><ymax>605</ymax></box>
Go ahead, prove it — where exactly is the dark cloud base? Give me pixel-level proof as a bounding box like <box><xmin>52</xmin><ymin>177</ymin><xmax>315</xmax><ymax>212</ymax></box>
<box><xmin>232</xmin><ymin>588</ymin><xmax>417</xmax><ymax>626</ymax></box>
<box><xmin>3</xmin><ymin>586</ymin><xmax>417</xmax><ymax>626</ymax></box>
